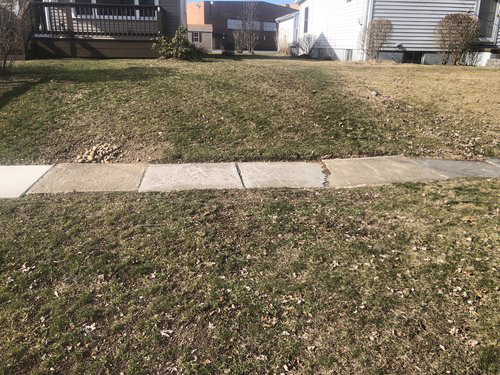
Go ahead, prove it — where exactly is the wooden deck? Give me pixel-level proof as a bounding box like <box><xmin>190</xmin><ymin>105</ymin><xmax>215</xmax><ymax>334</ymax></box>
<box><xmin>29</xmin><ymin>2</ymin><xmax>168</xmax><ymax>58</ymax></box>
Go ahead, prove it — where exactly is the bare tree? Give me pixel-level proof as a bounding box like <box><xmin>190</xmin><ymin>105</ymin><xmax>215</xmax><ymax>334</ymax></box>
<box><xmin>361</xmin><ymin>19</ymin><xmax>393</xmax><ymax>60</ymax></box>
<box><xmin>233</xmin><ymin>1</ymin><xmax>259</xmax><ymax>54</ymax></box>
<box><xmin>298</xmin><ymin>34</ymin><xmax>317</xmax><ymax>57</ymax></box>
<box><xmin>0</xmin><ymin>0</ymin><xmax>30</xmax><ymax>74</ymax></box>
<box><xmin>436</xmin><ymin>13</ymin><xmax>480</xmax><ymax>65</ymax></box>
<box><xmin>233</xmin><ymin>29</ymin><xmax>245</xmax><ymax>53</ymax></box>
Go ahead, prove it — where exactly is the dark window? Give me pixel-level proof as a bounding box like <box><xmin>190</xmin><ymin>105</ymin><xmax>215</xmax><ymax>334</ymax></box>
<box><xmin>138</xmin><ymin>0</ymin><xmax>155</xmax><ymax>18</ymax></box>
<box><xmin>345</xmin><ymin>49</ymin><xmax>353</xmax><ymax>61</ymax></box>
<box><xmin>304</xmin><ymin>7</ymin><xmax>309</xmax><ymax>33</ymax></box>
<box><xmin>96</xmin><ymin>0</ymin><xmax>134</xmax><ymax>17</ymax></box>
<box><xmin>478</xmin><ymin>0</ymin><xmax>497</xmax><ymax>39</ymax></box>
<box><xmin>74</xmin><ymin>0</ymin><xmax>93</xmax><ymax>17</ymax></box>
<box><xmin>403</xmin><ymin>51</ymin><xmax>423</xmax><ymax>64</ymax></box>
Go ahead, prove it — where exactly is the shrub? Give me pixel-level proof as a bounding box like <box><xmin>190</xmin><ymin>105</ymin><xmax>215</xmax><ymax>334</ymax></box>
<box><xmin>298</xmin><ymin>34</ymin><xmax>318</xmax><ymax>57</ymax></box>
<box><xmin>277</xmin><ymin>41</ymin><xmax>292</xmax><ymax>56</ymax></box>
<box><xmin>436</xmin><ymin>13</ymin><xmax>480</xmax><ymax>65</ymax></box>
<box><xmin>0</xmin><ymin>0</ymin><xmax>30</xmax><ymax>74</ymax></box>
<box><xmin>361</xmin><ymin>19</ymin><xmax>393</xmax><ymax>60</ymax></box>
<box><xmin>153</xmin><ymin>27</ymin><xmax>202</xmax><ymax>60</ymax></box>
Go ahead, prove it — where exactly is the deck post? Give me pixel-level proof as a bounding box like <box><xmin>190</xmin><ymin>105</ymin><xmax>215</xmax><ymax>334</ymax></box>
<box><xmin>157</xmin><ymin>7</ymin><xmax>166</xmax><ymax>36</ymax></box>
<box><xmin>65</xmin><ymin>5</ymin><xmax>74</xmax><ymax>38</ymax></box>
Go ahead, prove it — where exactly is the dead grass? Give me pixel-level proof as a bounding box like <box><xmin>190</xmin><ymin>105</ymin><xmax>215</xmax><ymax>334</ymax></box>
<box><xmin>0</xmin><ymin>179</ymin><xmax>499</xmax><ymax>373</ymax></box>
<box><xmin>335</xmin><ymin>61</ymin><xmax>500</xmax><ymax>124</ymax></box>
<box><xmin>0</xmin><ymin>57</ymin><xmax>498</xmax><ymax>164</ymax></box>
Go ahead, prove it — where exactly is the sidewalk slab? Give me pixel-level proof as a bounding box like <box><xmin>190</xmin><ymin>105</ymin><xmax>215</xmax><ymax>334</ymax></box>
<box><xmin>238</xmin><ymin>162</ymin><xmax>325</xmax><ymax>188</ymax></box>
<box><xmin>28</xmin><ymin>164</ymin><xmax>146</xmax><ymax>194</ymax></box>
<box><xmin>139</xmin><ymin>163</ymin><xmax>243</xmax><ymax>192</ymax></box>
<box><xmin>0</xmin><ymin>165</ymin><xmax>52</xmax><ymax>198</ymax></box>
<box><xmin>323</xmin><ymin>156</ymin><xmax>443</xmax><ymax>188</ymax></box>
<box><xmin>414</xmin><ymin>159</ymin><xmax>500</xmax><ymax>178</ymax></box>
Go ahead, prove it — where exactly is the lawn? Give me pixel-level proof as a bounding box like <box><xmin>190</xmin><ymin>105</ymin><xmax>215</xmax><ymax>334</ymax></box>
<box><xmin>1</xmin><ymin>179</ymin><xmax>499</xmax><ymax>373</ymax></box>
<box><xmin>0</xmin><ymin>57</ymin><xmax>498</xmax><ymax>164</ymax></box>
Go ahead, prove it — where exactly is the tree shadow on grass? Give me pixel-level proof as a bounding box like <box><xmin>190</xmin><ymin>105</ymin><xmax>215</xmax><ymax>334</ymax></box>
<box><xmin>10</xmin><ymin>65</ymin><xmax>176</xmax><ymax>85</ymax></box>
<box><xmin>0</xmin><ymin>65</ymin><xmax>176</xmax><ymax>109</ymax></box>
<box><xmin>0</xmin><ymin>79</ymin><xmax>47</xmax><ymax>111</ymax></box>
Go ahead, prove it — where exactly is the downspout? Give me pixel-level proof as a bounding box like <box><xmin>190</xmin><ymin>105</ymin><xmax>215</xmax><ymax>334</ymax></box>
<box><xmin>361</xmin><ymin>0</ymin><xmax>374</xmax><ymax>61</ymax></box>
<box><xmin>180</xmin><ymin>0</ymin><xmax>187</xmax><ymax>26</ymax></box>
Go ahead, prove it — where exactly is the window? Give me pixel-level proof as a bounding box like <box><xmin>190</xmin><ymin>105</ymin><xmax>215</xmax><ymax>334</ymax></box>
<box><xmin>263</xmin><ymin>22</ymin><xmax>276</xmax><ymax>32</ymax></box>
<box><xmin>478</xmin><ymin>0</ymin><xmax>498</xmax><ymax>40</ymax></box>
<box><xmin>74</xmin><ymin>0</ymin><xmax>93</xmax><ymax>16</ymax></box>
<box><xmin>227</xmin><ymin>19</ymin><xmax>243</xmax><ymax>30</ymax></box>
<box><xmin>192</xmin><ymin>32</ymin><xmax>201</xmax><ymax>43</ymax></box>
<box><xmin>138</xmin><ymin>0</ymin><xmax>155</xmax><ymax>18</ymax></box>
<box><xmin>303</xmin><ymin>7</ymin><xmax>309</xmax><ymax>33</ymax></box>
<box><xmin>96</xmin><ymin>0</ymin><xmax>134</xmax><ymax>17</ymax></box>
<box><xmin>345</xmin><ymin>49</ymin><xmax>353</xmax><ymax>61</ymax></box>
<box><xmin>228</xmin><ymin>19</ymin><xmax>261</xmax><ymax>31</ymax></box>
<box><xmin>403</xmin><ymin>51</ymin><xmax>423</xmax><ymax>64</ymax></box>
<box><xmin>248</xmin><ymin>21</ymin><xmax>261</xmax><ymax>31</ymax></box>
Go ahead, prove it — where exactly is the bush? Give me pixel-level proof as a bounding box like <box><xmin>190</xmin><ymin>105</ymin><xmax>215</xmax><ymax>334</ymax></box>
<box><xmin>0</xmin><ymin>0</ymin><xmax>30</xmax><ymax>75</ymax></box>
<box><xmin>361</xmin><ymin>19</ymin><xmax>393</xmax><ymax>60</ymax></box>
<box><xmin>436</xmin><ymin>13</ymin><xmax>480</xmax><ymax>65</ymax></box>
<box><xmin>153</xmin><ymin>27</ymin><xmax>202</xmax><ymax>60</ymax></box>
<box><xmin>298</xmin><ymin>35</ymin><xmax>318</xmax><ymax>57</ymax></box>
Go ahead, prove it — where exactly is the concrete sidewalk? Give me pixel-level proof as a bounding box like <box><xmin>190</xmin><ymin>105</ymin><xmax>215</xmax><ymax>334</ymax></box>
<box><xmin>1</xmin><ymin>157</ymin><xmax>499</xmax><ymax>198</ymax></box>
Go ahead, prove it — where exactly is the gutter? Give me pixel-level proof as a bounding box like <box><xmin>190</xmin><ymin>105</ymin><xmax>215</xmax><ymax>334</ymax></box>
<box><xmin>276</xmin><ymin>12</ymin><xmax>298</xmax><ymax>23</ymax></box>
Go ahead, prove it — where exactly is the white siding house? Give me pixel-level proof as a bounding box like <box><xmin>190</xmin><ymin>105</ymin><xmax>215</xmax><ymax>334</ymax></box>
<box><xmin>277</xmin><ymin>0</ymin><xmax>500</xmax><ymax>65</ymax></box>
<box><xmin>276</xmin><ymin>12</ymin><xmax>299</xmax><ymax>51</ymax></box>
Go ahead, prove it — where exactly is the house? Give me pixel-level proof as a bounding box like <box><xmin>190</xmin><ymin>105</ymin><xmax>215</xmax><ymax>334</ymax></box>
<box><xmin>187</xmin><ymin>24</ymin><xmax>213</xmax><ymax>51</ymax></box>
<box><xmin>277</xmin><ymin>0</ymin><xmax>500</xmax><ymax>65</ymax></box>
<box><xmin>276</xmin><ymin>12</ymin><xmax>298</xmax><ymax>53</ymax></box>
<box><xmin>28</xmin><ymin>0</ymin><xmax>186</xmax><ymax>58</ymax></box>
<box><xmin>187</xmin><ymin>1</ymin><xmax>298</xmax><ymax>51</ymax></box>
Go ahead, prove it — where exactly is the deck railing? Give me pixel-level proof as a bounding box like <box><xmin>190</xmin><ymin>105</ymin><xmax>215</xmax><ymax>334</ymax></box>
<box><xmin>31</xmin><ymin>2</ymin><xmax>166</xmax><ymax>39</ymax></box>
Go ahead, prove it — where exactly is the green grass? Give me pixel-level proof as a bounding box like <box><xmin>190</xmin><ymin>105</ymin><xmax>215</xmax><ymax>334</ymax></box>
<box><xmin>1</xmin><ymin>179</ymin><xmax>499</xmax><ymax>373</ymax></box>
<box><xmin>0</xmin><ymin>57</ymin><xmax>498</xmax><ymax>164</ymax></box>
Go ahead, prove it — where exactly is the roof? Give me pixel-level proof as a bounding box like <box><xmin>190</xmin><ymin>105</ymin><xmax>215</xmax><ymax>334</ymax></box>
<box><xmin>187</xmin><ymin>24</ymin><xmax>213</xmax><ymax>32</ymax></box>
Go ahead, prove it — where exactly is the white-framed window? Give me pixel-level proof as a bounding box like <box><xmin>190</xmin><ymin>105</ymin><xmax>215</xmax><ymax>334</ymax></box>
<box><xmin>476</xmin><ymin>0</ymin><xmax>500</xmax><ymax>42</ymax></box>
<box><xmin>192</xmin><ymin>31</ymin><xmax>201</xmax><ymax>42</ymax></box>
<box><xmin>70</xmin><ymin>0</ymin><xmax>159</xmax><ymax>20</ymax></box>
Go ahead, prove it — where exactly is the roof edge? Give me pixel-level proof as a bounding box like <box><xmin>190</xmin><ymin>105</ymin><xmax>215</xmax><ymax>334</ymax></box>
<box><xmin>276</xmin><ymin>12</ymin><xmax>298</xmax><ymax>22</ymax></box>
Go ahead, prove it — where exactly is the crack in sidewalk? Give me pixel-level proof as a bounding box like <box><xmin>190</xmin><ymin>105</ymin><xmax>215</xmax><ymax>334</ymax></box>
<box><xmin>235</xmin><ymin>163</ymin><xmax>246</xmax><ymax>189</ymax></box>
